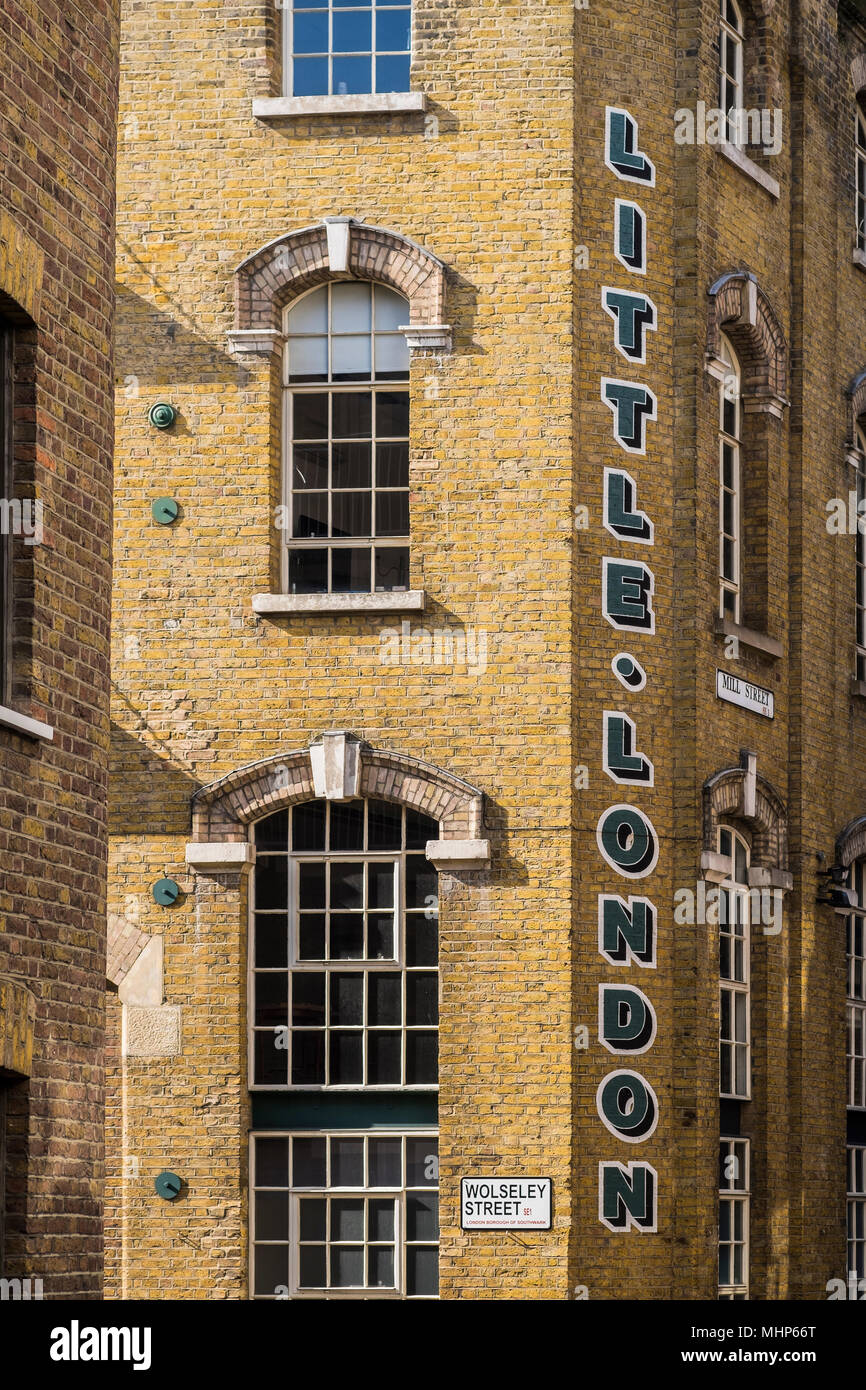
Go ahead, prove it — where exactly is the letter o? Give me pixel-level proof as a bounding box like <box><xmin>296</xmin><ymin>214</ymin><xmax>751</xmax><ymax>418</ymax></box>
<box><xmin>597</xmin><ymin>803</ymin><xmax>659</xmax><ymax>878</ymax></box>
<box><xmin>596</xmin><ymin>1069</ymin><xmax>659</xmax><ymax>1142</ymax></box>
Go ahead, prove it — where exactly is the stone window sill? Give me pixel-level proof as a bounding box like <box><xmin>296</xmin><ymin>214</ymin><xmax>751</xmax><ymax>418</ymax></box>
<box><xmin>717</xmin><ymin>140</ymin><xmax>780</xmax><ymax>200</ymax></box>
<box><xmin>0</xmin><ymin>703</ymin><xmax>53</xmax><ymax>740</ymax></box>
<box><xmin>253</xmin><ymin>590</ymin><xmax>426</xmax><ymax>615</ymax></box>
<box><xmin>713</xmin><ymin>616</ymin><xmax>783</xmax><ymax>658</ymax></box>
<box><xmin>854</xmin><ymin>249</ymin><xmax>866</xmax><ymax>272</ymax></box>
<box><xmin>253</xmin><ymin>93</ymin><xmax>427</xmax><ymax>121</ymax></box>
<box><xmin>851</xmin><ymin>677</ymin><xmax>866</xmax><ymax>699</ymax></box>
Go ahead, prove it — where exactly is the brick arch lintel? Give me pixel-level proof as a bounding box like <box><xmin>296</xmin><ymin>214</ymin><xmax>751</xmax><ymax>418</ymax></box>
<box><xmin>706</xmin><ymin>270</ymin><xmax>788</xmax><ymax>414</ymax></box>
<box><xmin>230</xmin><ymin>219</ymin><xmax>450</xmax><ymax>353</ymax></box>
<box><xmin>836</xmin><ymin>814</ymin><xmax>866</xmax><ymax>869</ymax></box>
<box><xmin>846</xmin><ymin>367</ymin><xmax>866</xmax><ymax>449</ymax></box>
<box><xmin>852</xmin><ymin>54</ymin><xmax>866</xmax><ymax>100</ymax></box>
<box><xmin>702</xmin><ymin>763</ymin><xmax>788</xmax><ymax>873</ymax></box>
<box><xmin>189</xmin><ymin>735</ymin><xmax>485</xmax><ymax>847</ymax></box>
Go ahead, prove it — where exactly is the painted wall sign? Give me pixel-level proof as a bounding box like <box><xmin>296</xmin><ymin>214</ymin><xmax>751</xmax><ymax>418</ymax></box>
<box><xmin>594</xmin><ymin>107</ymin><xmax>662</xmax><ymax>1236</ymax></box>
<box><xmin>716</xmin><ymin>669</ymin><xmax>774</xmax><ymax>718</ymax></box>
<box><xmin>460</xmin><ymin>1178</ymin><xmax>552</xmax><ymax>1230</ymax></box>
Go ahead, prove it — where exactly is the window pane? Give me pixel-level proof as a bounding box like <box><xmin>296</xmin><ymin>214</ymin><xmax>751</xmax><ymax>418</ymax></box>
<box><xmin>368</xmin><ymin>972</ymin><xmax>401</xmax><ymax>1025</ymax></box>
<box><xmin>376</xmin><ymin>55</ymin><xmax>410</xmax><ymax>93</ymax></box>
<box><xmin>293</xmin><ymin>444</ymin><xmax>329</xmax><ymax>490</ymax></box>
<box><xmin>299</xmin><ymin>862</ymin><xmax>326</xmax><ymax>909</ymax></box>
<box><xmin>374</xmin><ymin>546</ymin><xmax>409</xmax><ymax>591</ymax></box>
<box><xmin>332</xmin><ymin>441</ymin><xmax>372</xmax><ymax>489</ymax></box>
<box><xmin>330</xmin><ymin>1030</ymin><xmax>363</xmax><ymax>1082</ymax></box>
<box><xmin>407</xmin><ymin>972</ymin><xmax>437</xmax><ymax>1025</ymax></box>
<box><xmin>376</xmin><ymin>390</ymin><xmax>410</xmax><ymax>436</ymax></box>
<box><xmin>288</xmin><ymin>288</ymin><xmax>328</xmax><ymax>333</ymax></box>
<box><xmin>375</xmin><ymin>491</ymin><xmax>409</xmax><ymax>537</ymax></box>
<box><xmin>368</xmin><ymin>861</ymin><xmax>395</xmax><ymax>907</ymax></box>
<box><xmin>368</xmin><ymin>1031</ymin><xmax>401</xmax><ymax>1083</ymax></box>
<box><xmin>289</xmin><ymin>548</ymin><xmax>328</xmax><ymax>594</ymax></box>
<box><xmin>407</xmin><ymin>1031</ymin><xmax>437</xmax><ymax>1083</ymax></box>
<box><xmin>256</xmin><ymin>971</ymin><xmax>288</xmax><ymax>1027</ymax></box>
<box><xmin>406</xmin><ymin>1246</ymin><xmax>438</xmax><ymax>1297</ymax></box>
<box><xmin>330</xmin><ymin>913</ymin><xmax>364</xmax><ymax>959</ymax></box>
<box><xmin>330</xmin><ymin>972</ymin><xmax>363</xmax><ymax>1025</ymax></box>
<box><xmin>406</xmin><ymin>809</ymin><xmax>437</xmax><ymax>850</ymax></box>
<box><xmin>255</xmin><ymin>1190</ymin><xmax>289</xmax><ymax>1240</ymax></box>
<box><xmin>292</xmin><ymin>1031</ymin><xmax>326</xmax><ymax>1085</ymax></box>
<box><xmin>333</xmin><ymin>56</ymin><xmax>371</xmax><ymax>94</ymax></box>
<box><xmin>368</xmin><ymin>799</ymin><xmax>402</xmax><ymax>849</ymax></box>
<box><xmin>331</xmin><ymin>1246</ymin><xmax>364</xmax><ymax>1287</ymax></box>
<box><xmin>293</xmin><ymin>394</ymin><xmax>329</xmax><ymax>439</ymax></box>
<box><xmin>330</xmin><ymin>861</ymin><xmax>364</xmax><ymax>908</ymax></box>
<box><xmin>256</xmin><ymin>1137</ymin><xmax>289</xmax><ymax>1187</ymax></box>
<box><xmin>406</xmin><ymin>854</ymin><xmax>437</xmax><ymax>908</ymax></box>
<box><xmin>406</xmin><ymin>1138</ymin><xmax>437</xmax><ymax>1187</ymax></box>
<box><xmin>297</xmin><ymin>1244</ymin><xmax>327</xmax><ymax>1288</ymax></box>
<box><xmin>293</xmin><ymin>492</ymin><xmax>329</xmax><ymax>538</ymax></box>
<box><xmin>374</xmin><ymin>332</ymin><xmax>410</xmax><ymax>377</ymax></box>
<box><xmin>376</xmin><ymin>9</ymin><xmax>411</xmax><ymax>50</ymax></box>
<box><xmin>289</xmin><ymin>336</ymin><xmax>328</xmax><ymax>381</ymax></box>
<box><xmin>368</xmin><ymin>913</ymin><xmax>395</xmax><ymax>959</ymax></box>
<box><xmin>368</xmin><ymin>1138</ymin><xmax>402</xmax><ymax>1187</ymax></box>
<box><xmin>255</xmin><ymin>914</ymin><xmax>289</xmax><ymax>968</ymax></box>
<box><xmin>292</xmin><ymin>972</ymin><xmax>325</xmax><ymax>1027</ymax></box>
<box><xmin>374</xmin><ymin>288</ymin><xmax>407</xmax><ymax>330</ymax></box>
<box><xmin>406</xmin><ymin>916</ymin><xmax>437</xmax><ymax>966</ymax></box>
<box><xmin>293</xmin><ymin>12</ymin><xmax>328</xmax><ymax>53</ymax></box>
<box><xmin>329</xmin><ymin>801</ymin><xmax>365</xmax><ymax>850</ymax></box>
<box><xmin>368</xmin><ymin>1245</ymin><xmax>395</xmax><ymax>1287</ymax></box>
<box><xmin>292</xmin><ymin>1137</ymin><xmax>326</xmax><ymax>1187</ymax></box>
<box><xmin>299</xmin><ymin>1197</ymin><xmax>327</xmax><ymax>1241</ymax></box>
<box><xmin>333</xmin><ymin>11</ymin><xmax>372</xmax><ymax>52</ymax></box>
<box><xmin>331</xmin><ymin>1138</ymin><xmax>364</xmax><ymax>1186</ymax></box>
<box><xmin>298</xmin><ymin>914</ymin><xmax>326</xmax><ymax>960</ymax></box>
<box><xmin>331</xmin><ymin>547</ymin><xmax>372</xmax><ymax>593</ymax></box>
<box><xmin>292</xmin><ymin>57</ymin><xmax>329</xmax><ymax>96</ymax></box>
<box><xmin>332</xmin><ymin>283</ymin><xmax>372</xmax><ymax>332</ymax></box>
<box><xmin>332</xmin><ymin>492</ymin><xmax>372</xmax><ymax>537</ymax></box>
<box><xmin>255</xmin><ymin>857</ymin><xmax>288</xmax><ymax>910</ymax></box>
<box><xmin>293</xmin><ymin>801</ymin><xmax>326</xmax><ymax>852</ymax></box>
<box><xmin>255</xmin><ymin>1244</ymin><xmax>289</xmax><ymax>1296</ymax></box>
<box><xmin>333</xmin><ymin>392</ymin><xmax>372</xmax><ymax>438</ymax></box>
<box><xmin>255</xmin><ymin>811</ymin><xmax>289</xmax><ymax>850</ymax></box>
<box><xmin>255</xmin><ymin>1030</ymin><xmax>287</xmax><ymax>1085</ymax></box>
<box><xmin>407</xmin><ymin>1193</ymin><xmax>438</xmax><ymax>1241</ymax></box>
<box><xmin>330</xmin><ymin>1198</ymin><xmax>365</xmax><ymax>1241</ymax></box>
<box><xmin>377</xmin><ymin>442</ymin><xmax>409</xmax><ymax>488</ymax></box>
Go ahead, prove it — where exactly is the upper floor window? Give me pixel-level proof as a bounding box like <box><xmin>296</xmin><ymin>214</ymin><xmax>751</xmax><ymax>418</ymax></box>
<box><xmin>719</xmin><ymin>825</ymin><xmax>750</xmax><ymax>1100</ymax></box>
<box><xmin>0</xmin><ymin>319</ymin><xmax>13</xmax><ymax>704</ymax></box>
<box><xmin>250</xmin><ymin>797</ymin><xmax>438</xmax><ymax>1089</ymax></box>
<box><xmin>848</xmin><ymin>860</ymin><xmax>866</xmax><ymax>1110</ymax></box>
<box><xmin>719</xmin><ymin>0</ymin><xmax>744</xmax><ymax>144</ymax></box>
<box><xmin>857</xmin><ymin>105</ymin><xmax>866</xmax><ymax>255</ymax></box>
<box><xmin>285</xmin><ymin>1</ymin><xmax>412</xmax><ymax>98</ymax></box>
<box><xmin>848</xmin><ymin>1145</ymin><xmax>866</xmax><ymax>1288</ymax></box>
<box><xmin>718</xmin><ymin>334</ymin><xmax>741</xmax><ymax>623</ymax></box>
<box><xmin>718</xmin><ymin>1136</ymin><xmax>749</xmax><ymax>1299</ymax></box>
<box><xmin>284</xmin><ymin>282</ymin><xmax>410</xmax><ymax>597</ymax></box>
<box><xmin>856</xmin><ymin>428</ymin><xmax>866</xmax><ymax>683</ymax></box>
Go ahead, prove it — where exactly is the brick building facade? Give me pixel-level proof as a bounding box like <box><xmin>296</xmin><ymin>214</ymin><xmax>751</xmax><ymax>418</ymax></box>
<box><xmin>107</xmin><ymin>0</ymin><xmax>866</xmax><ymax>1299</ymax></box>
<box><xmin>0</xmin><ymin>1</ymin><xmax>119</xmax><ymax>1298</ymax></box>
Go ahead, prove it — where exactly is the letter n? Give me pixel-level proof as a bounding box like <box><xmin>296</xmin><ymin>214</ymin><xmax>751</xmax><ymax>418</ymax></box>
<box><xmin>598</xmin><ymin>1161</ymin><xmax>658</xmax><ymax>1233</ymax></box>
<box><xmin>598</xmin><ymin>894</ymin><xmax>656</xmax><ymax>967</ymax></box>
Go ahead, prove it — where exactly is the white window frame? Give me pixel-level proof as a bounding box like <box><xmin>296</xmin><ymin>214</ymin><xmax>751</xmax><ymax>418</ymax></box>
<box><xmin>718</xmin><ymin>1136</ymin><xmax>749</xmax><ymax>1299</ymax></box>
<box><xmin>719</xmin><ymin>0</ymin><xmax>744</xmax><ymax>145</ymax></box>
<box><xmin>250</xmin><ymin>1129</ymin><xmax>439</xmax><ymax>1300</ymax></box>
<box><xmin>719</xmin><ymin>825</ymin><xmax>751</xmax><ymax>1101</ymax></box>
<box><xmin>848</xmin><ymin>860</ymin><xmax>866</xmax><ymax>1110</ymax></box>
<box><xmin>858</xmin><ymin>107</ymin><xmax>866</xmax><ymax>255</ymax></box>
<box><xmin>848</xmin><ymin>1145</ymin><xmax>866</xmax><ymax>1287</ymax></box>
<box><xmin>282</xmin><ymin>0</ymin><xmax>413</xmax><ymax>100</ymax></box>
<box><xmin>282</xmin><ymin>282</ymin><xmax>411</xmax><ymax>598</ymax></box>
<box><xmin>718</xmin><ymin>333</ymin><xmax>742</xmax><ymax>624</ymax></box>
<box><xmin>248</xmin><ymin>799</ymin><xmax>439</xmax><ymax>1092</ymax></box>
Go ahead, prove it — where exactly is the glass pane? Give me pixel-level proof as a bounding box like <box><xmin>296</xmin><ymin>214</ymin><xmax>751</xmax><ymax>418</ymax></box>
<box><xmin>333</xmin><ymin>56</ymin><xmax>371</xmax><ymax>94</ymax></box>
<box><xmin>735</xmin><ymin>838</ymin><xmax>748</xmax><ymax>884</ymax></box>
<box><xmin>722</xmin><ymin>490</ymin><xmax>734</xmax><ymax>536</ymax></box>
<box><xmin>332</xmin><ymin>282</ymin><xmax>372</xmax><ymax>332</ymax></box>
<box><xmin>368</xmin><ymin>972</ymin><xmax>401</xmax><ymax>1025</ymax></box>
<box><xmin>292</xmin><ymin>1137</ymin><xmax>326</xmax><ymax>1187</ymax></box>
<box><xmin>374</xmin><ymin>288</ymin><xmax>408</xmax><ymax>330</ymax></box>
<box><xmin>376</xmin><ymin>390</ymin><xmax>410</xmax><ymax>437</ymax></box>
<box><xmin>292</xmin><ymin>972</ymin><xmax>325</xmax><ymax>1027</ymax></box>
<box><xmin>293</xmin><ymin>12</ymin><xmax>328</xmax><ymax>53</ymax></box>
<box><xmin>297</xmin><ymin>1244</ymin><xmax>326</xmax><ymax>1288</ymax></box>
<box><xmin>293</xmin><ymin>444</ymin><xmax>329</xmax><ymax>490</ymax></box>
<box><xmin>255</xmin><ymin>1137</ymin><xmax>289</xmax><ymax>1187</ymax></box>
<box><xmin>366</xmin><ymin>1195</ymin><xmax>394</xmax><ymax>1239</ymax></box>
<box><xmin>330</xmin><ymin>913</ymin><xmax>364</xmax><ymax>959</ymax></box>
<box><xmin>293</xmin><ymin>492</ymin><xmax>328</xmax><ymax>538</ymax></box>
<box><xmin>407</xmin><ymin>972</ymin><xmax>438</xmax><ymax>1025</ymax></box>
<box><xmin>255</xmin><ymin>1244</ymin><xmax>289</xmax><ymax>1296</ymax></box>
<box><xmin>406</xmin><ymin>809</ymin><xmax>437</xmax><ymax>850</ymax></box>
<box><xmin>368</xmin><ymin>1031</ymin><xmax>401</xmax><ymax>1083</ymax></box>
<box><xmin>368</xmin><ymin>862</ymin><xmax>395</xmax><ymax>908</ymax></box>
<box><xmin>374</xmin><ymin>332</ymin><xmax>410</xmax><ymax>377</ymax></box>
<box><xmin>255</xmin><ymin>811</ymin><xmax>288</xmax><ymax>850</ymax></box>
<box><xmin>291</xmin><ymin>1031</ymin><xmax>325</xmax><ymax>1085</ymax></box>
<box><xmin>329</xmin><ymin>801</ymin><xmax>365</xmax><ymax>850</ymax></box>
<box><xmin>255</xmin><ymin>856</ymin><xmax>288</xmax><ymax>910</ymax></box>
<box><xmin>299</xmin><ymin>1197</ymin><xmax>327</xmax><ymax>1242</ymax></box>
<box><xmin>293</xmin><ymin>801</ymin><xmax>326</xmax><ymax>852</ymax></box>
<box><xmin>330</xmin><ymin>861</ymin><xmax>363</xmax><ymax>908</ymax></box>
<box><xmin>376</xmin><ymin>54</ymin><xmax>410</xmax><ymax>93</ymax></box>
<box><xmin>720</xmin><ymin>935</ymin><xmax>731</xmax><ymax>980</ymax></box>
<box><xmin>368</xmin><ymin>1245</ymin><xmax>395</xmax><ymax>1288</ymax></box>
<box><xmin>735</xmin><ymin>1046</ymin><xmax>747</xmax><ymax>1095</ymax></box>
<box><xmin>376</xmin><ymin>9</ymin><xmax>411</xmax><ymax>51</ymax></box>
<box><xmin>289</xmin><ymin>548</ymin><xmax>328</xmax><ymax>594</ymax></box>
<box><xmin>289</xmin><ymin>336</ymin><xmax>328</xmax><ymax>381</ymax></box>
<box><xmin>330</xmin><ymin>1030</ymin><xmax>363</xmax><ymax>1083</ymax></box>
<box><xmin>333</xmin><ymin>392</ymin><xmax>372</xmax><ymax>438</ymax></box>
<box><xmin>719</xmin><ymin>1244</ymin><xmax>731</xmax><ymax>1287</ymax></box>
<box><xmin>255</xmin><ymin>1029</ymin><xmax>287</xmax><ymax>1085</ymax></box>
<box><xmin>333</xmin><ymin>10</ymin><xmax>372</xmax><ymax>52</ymax></box>
<box><xmin>332</xmin><ymin>441</ymin><xmax>372</xmax><ymax>488</ymax></box>
<box><xmin>332</xmin><ymin>492</ymin><xmax>371</xmax><ymax>537</ymax></box>
<box><xmin>331</xmin><ymin>547</ymin><xmax>372</xmax><ymax>593</ymax></box>
<box><xmin>377</xmin><ymin>442</ymin><xmax>409</xmax><ymax>488</ymax></box>
<box><xmin>406</xmin><ymin>1031</ymin><xmax>438</xmax><ymax>1084</ymax></box>
<box><xmin>719</xmin><ymin>1200</ymin><xmax>731</xmax><ymax>1241</ymax></box>
<box><xmin>332</xmin><ymin>335</ymin><xmax>373</xmax><ymax>380</ymax></box>
<box><xmin>368</xmin><ymin>799</ymin><xmax>402</xmax><ymax>849</ymax></box>
<box><xmin>293</xmin><ymin>393</ymin><xmax>329</xmax><ymax>439</ymax></box>
<box><xmin>722</xmin><ymin>444</ymin><xmax>735</xmax><ymax>488</ymax></box>
<box><xmin>330</xmin><ymin>1198</ymin><xmax>364</xmax><ymax>1241</ymax></box>
<box><xmin>406</xmin><ymin>1245</ymin><xmax>438</xmax><ymax>1297</ymax></box>
<box><xmin>406</xmin><ymin>1137</ymin><xmax>437</xmax><ymax>1187</ymax></box>
<box><xmin>330</xmin><ymin>972</ymin><xmax>363</xmax><ymax>1025</ymax></box>
<box><xmin>298</xmin><ymin>914</ymin><xmax>326</xmax><ymax>960</ymax></box>
<box><xmin>299</xmin><ymin>862</ymin><xmax>326</xmax><ymax>909</ymax></box>
<box><xmin>331</xmin><ymin>1138</ymin><xmax>364</xmax><ymax>1187</ymax></box>
<box><xmin>374</xmin><ymin>546</ymin><xmax>409</xmax><ymax>591</ymax></box>
<box><xmin>292</xmin><ymin>56</ymin><xmax>329</xmax><ymax>96</ymax></box>
<box><xmin>407</xmin><ymin>1193</ymin><xmax>438</xmax><ymax>1241</ymax></box>
<box><xmin>331</xmin><ymin>1245</ymin><xmax>364</xmax><ymax>1287</ymax></box>
<box><xmin>255</xmin><ymin>1190</ymin><xmax>289</xmax><ymax>1240</ymax></box>
<box><xmin>287</xmin><ymin>287</ymin><xmax>328</xmax><ymax>334</ymax></box>
<box><xmin>734</xmin><ymin>991</ymin><xmax>747</xmax><ymax>1040</ymax></box>
<box><xmin>722</xmin><ymin>537</ymin><xmax>734</xmax><ymax>579</ymax></box>
<box><xmin>406</xmin><ymin>854</ymin><xmax>436</xmax><ymax>908</ymax></box>
<box><xmin>368</xmin><ymin>1138</ymin><xmax>402</xmax><ymax>1187</ymax></box>
<box><xmin>255</xmin><ymin>971</ymin><xmax>288</xmax><ymax>1027</ymax></box>
<box><xmin>375</xmin><ymin>490</ymin><xmax>409</xmax><ymax>537</ymax></box>
<box><xmin>255</xmin><ymin>914</ymin><xmax>289</xmax><ymax>968</ymax></box>
<box><xmin>406</xmin><ymin>915</ymin><xmax>437</xmax><ymax>966</ymax></box>
<box><xmin>368</xmin><ymin>913</ymin><xmax>395</xmax><ymax>959</ymax></box>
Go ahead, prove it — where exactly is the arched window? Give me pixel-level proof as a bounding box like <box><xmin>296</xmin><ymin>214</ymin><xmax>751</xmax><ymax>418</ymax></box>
<box><xmin>719</xmin><ymin>0</ymin><xmax>744</xmax><ymax>144</ymax></box>
<box><xmin>856</xmin><ymin>426</ymin><xmax>866</xmax><ymax>683</ymax></box>
<box><xmin>718</xmin><ymin>334</ymin><xmax>742</xmax><ymax>623</ymax></box>
<box><xmin>857</xmin><ymin>104</ymin><xmax>866</xmax><ymax>255</ymax></box>
<box><xmin>284</xmin><ymin>282</ymin><xmax>411</xmax><ymax>597</ymax></box>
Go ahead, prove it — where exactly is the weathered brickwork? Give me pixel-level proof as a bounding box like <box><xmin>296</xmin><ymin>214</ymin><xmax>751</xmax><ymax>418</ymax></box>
<box><xmin>108</xmin><ymin>0</ymin><xmax>866</xmax><ymax>1301</ymax></box>
<box><xmin>0</xmin><ymin>0</ymin><xmax>119</xmax><ymax>1298</ymax></box>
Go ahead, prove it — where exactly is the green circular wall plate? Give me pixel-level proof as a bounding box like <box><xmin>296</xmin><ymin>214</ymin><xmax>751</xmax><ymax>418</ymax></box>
<box><xmin>155</xmin><ymin>1170</ymin><xmax>183</xmax><ymax>1201</ymax></box>
<box><xmin>152</xmin><ymin>877</ymin><xmax>180</xmax><ymax>906</ymax></box>
<box><xmin>148</xmin><ymin>401</ymin><xmax>177</xmax><ymax>430</ymax></box>
<box><xmin>151</xmin><ymin>497</ymin><xmax>179</xmax><ymax>525</ymax></box>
